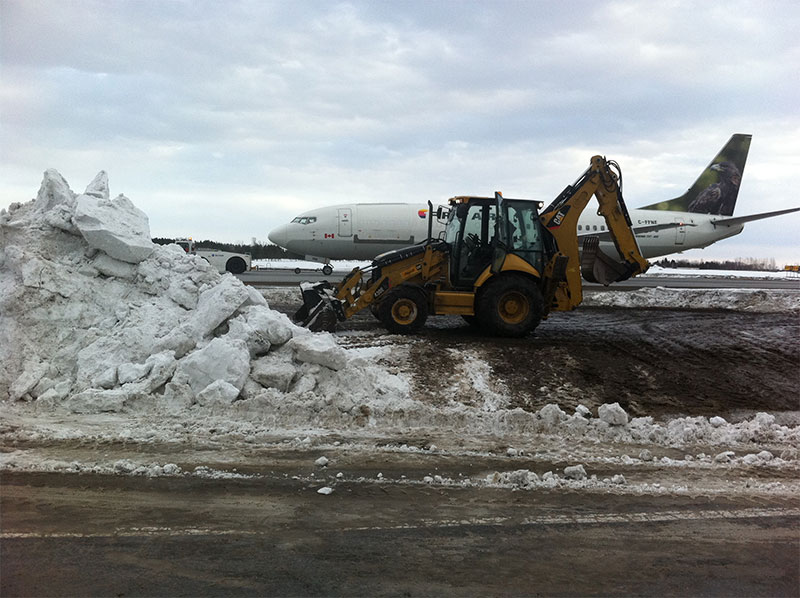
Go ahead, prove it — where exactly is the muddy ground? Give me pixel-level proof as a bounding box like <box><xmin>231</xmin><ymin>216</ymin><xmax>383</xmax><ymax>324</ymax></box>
<box><xmin>275</xmin><ymin>292</ymin><xmax>800</xmax><ymax>419</ymax></box>
<box><xmin>2</xmin><ymin>300</ymin><xmax>799</xmax><ymax>596</ymax></box>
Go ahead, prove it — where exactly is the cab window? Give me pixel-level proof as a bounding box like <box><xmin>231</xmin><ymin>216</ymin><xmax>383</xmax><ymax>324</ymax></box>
<box><xmin>505</xmin><ymin>200</ymin><xmax>543</xmax><ymax>272</ymax></box>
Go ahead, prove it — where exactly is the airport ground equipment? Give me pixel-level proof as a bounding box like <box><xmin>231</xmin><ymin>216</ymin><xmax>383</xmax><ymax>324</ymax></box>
<box><xmin>294</xmin><ymin>156</ymin><xmax>649</xmax><ymax>337</ymax></box>
<box><xmin>176</xmin><ymin>238</ymin><xmax>251</xmax><ymax>274</ymax></box>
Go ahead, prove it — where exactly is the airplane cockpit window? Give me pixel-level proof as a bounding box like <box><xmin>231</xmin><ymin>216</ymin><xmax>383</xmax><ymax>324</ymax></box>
<box><xmin>291</xmin><ymin>216</ymin><xmax>317</xmax><ymax>225</ymax></box>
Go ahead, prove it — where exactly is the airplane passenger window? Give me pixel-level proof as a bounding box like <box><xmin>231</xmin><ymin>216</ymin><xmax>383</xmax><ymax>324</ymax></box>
<box><xmin>578</xmin><ymin>225</ymin><xmax>582</xmax><ymax>231</ymax></box>
<box><xmin>593</xmin><ymin>225</ymin><xmax>598</xmax><ymax>231</ymax></box>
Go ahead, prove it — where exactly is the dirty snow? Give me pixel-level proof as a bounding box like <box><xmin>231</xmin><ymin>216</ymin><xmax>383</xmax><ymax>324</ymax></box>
<box><xmin>2</xmin><ymin>170</ymin><xmax>799</xmax><ymax>500</ymax></box>
<box><xmin>0</xmin><ymin>170</ymin><xmax>400</xmax><ymax>414</ymax></box>
<box><xmin>583</xmin><ymin>286</ymin><xmax>800</xmax><ymax>312</ymax></box>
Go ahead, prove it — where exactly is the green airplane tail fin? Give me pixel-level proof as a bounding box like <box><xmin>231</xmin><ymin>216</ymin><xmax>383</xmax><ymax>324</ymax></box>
<box><xmin>640</xmin><ymin>134</ymin><xmax>751</xmax><ymax>216</ymax></box>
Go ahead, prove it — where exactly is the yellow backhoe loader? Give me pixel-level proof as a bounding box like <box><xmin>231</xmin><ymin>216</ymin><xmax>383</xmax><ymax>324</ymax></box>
<box><xmin>294</xmin><ymin>155</ymin><xmax>649</xmax><ymax>337</ymax></box>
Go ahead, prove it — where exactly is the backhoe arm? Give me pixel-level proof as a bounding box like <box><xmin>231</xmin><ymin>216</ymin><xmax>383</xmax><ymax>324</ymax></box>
<box><xmin>539</xmin><ymin>155</ymin><xmax>649</xmax><ymax>311</ymax></box>
<box><xmin>588</xmin><ymin>156</ymin><xmax>650</xmax><ymax>281</ymax></box>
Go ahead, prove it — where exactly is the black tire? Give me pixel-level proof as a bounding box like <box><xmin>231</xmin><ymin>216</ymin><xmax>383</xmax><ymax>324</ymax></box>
<box><xmin>294</xmin><ymin>267</ymin><xmax>302</xmax><ymax>274</ymax></box>
<box><xmin>226</xmin><ymin>256</ymin><xmax>247</xmax><ymax>274</ymax></box>
<box><xmin>370</xmin><ymin>303</ymin><xmax>381</xmax><ymax>320</ymax></box>
<box><xmin>377</xmin><ymin>285</ymin><xmax>428</xmax><ymax>334</ymax></box>
<box><xmin>322</xmin><ymin>265</ymin><xmax>333</xmax><ymax>276</ymax></box>
<box><xmin>477</xmin><ymin>274</ymin><xmax>543</xmax><ymax>337</ymax></box>
<box><xmin>462</xmin><ymin>315</ymin><xmax>478</xmax><ymax>327</ymax></box>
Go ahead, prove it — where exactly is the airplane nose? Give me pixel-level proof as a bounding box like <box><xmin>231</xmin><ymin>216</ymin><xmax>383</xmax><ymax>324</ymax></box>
<box><xmin>268</xmin><ymin>224</ymin><xmax>289</xmax><ymax>248</ymax></box>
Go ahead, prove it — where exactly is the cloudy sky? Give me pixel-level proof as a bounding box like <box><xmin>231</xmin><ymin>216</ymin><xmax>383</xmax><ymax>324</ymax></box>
<box><xmin>2</xmin><ymin>0</ymin><xmax>799</xmax><ymax>263</ymax></box>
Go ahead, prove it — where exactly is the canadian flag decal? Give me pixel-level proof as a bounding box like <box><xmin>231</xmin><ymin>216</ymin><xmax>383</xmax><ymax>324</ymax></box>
<box><xmin>324</xmin><ymin>233</ymin><xmax>335</xmax><ymax>239</ymax></box>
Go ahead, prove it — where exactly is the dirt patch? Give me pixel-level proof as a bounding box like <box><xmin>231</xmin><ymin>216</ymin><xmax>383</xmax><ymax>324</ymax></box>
<box><xmin>305</xmin><ymin>303</ymin><xmax>799</xmax><ymax>419</ymax></box>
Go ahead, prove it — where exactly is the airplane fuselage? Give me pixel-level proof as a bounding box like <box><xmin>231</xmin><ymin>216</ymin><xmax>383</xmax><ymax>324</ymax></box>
<box><xmin>268</xmin><ymin>202</ymin><xmax>746</xmax><ymax>262</ymax></box>
<box><xmin>268</xmin><ymin>136</ymin><xmax>798</xmax><ymax>265</ymax></box>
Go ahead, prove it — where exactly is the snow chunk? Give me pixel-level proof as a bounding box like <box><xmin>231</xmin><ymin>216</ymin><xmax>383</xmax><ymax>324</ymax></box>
<box><xmin>563</xmin><ymin>464</ymin><xmax>587</xmax><ymax>480</ymax></box>
<box><xmin>715</xmin><ymin>451</ymin><xmax>736</xmax><ymax>463</ymax></box>
<box><xmin>250</xmin><ymin>354</ymin><xmax>297</xmax><ymax>392</ymax></box>
<box><xmin>196</xmin><ymin>380</ymin><xmax>241</xmax><ymax>406</ymax></box>
<box><xmin>91</xmin><ymin>253</ymin><xmax>137</xmax><ymax>279</ymax></box>
<box><xmin>598</xmin><ymin>402</ymin><xmax>629</xmax><ymax>426</ymax></box>
<box><xmin>493</xmin><ymin>469</ymin><xmax>540</xmax><ymax>488</ymax></box>
<box><xmin>315</xmin><ymin>456</ymin><xmax>329</xmax><ymax>467</ymax></box>
<box><xmin>117</xmin><ymin>361</ymin><xmax>151</xmax><ymax>385</ymax></box>
<box><xmin>34</xmin><ymin>169</ymin><xmax>76</xmax><ymax>213</ymax></box>
<box><xmin>710</xmin><ymin>416</ymin><xmax>727</xmax><ymax>428</ymax></box>
<box><xmin>64</xmin><ymin>388</ymin><xmax>131</xmax><ymax>413</ymax></box>
<box><xmin>74</xmin><ymin>193</ymin><xmax>154</xmax><ymax>263</ymax></box>
<box><xmin>538</xmin><ymin>403</ymin><xmax>568</xmax><ymax>427</ymax></box>
<box><xmin>84</xmin><ymin>171</ymin><xmax>110</xmax><ymax>199</ymax></box>
<box><xmin>317</xmin><ymin>486</ymin><xmax>334</xmax><ymax>495</ymax></box>
<box><xmin>9</xmin><ymin>361</ymin><xmax>48</xmax><ymax>401</ymax></box>
<box><xmin>190</xmin><ymin>276</ymin><xmax>252</xmax><ymax>340</ymax></box>
<box><xmin>175</xmin><ymin>338</ymin><xmax>250</xmax><ymax>395</ymax></box>
<box><xmin>289</xmin><ymin>332</ymin><xmax>347</xmax><ymax>371</ymax></box>
<box><xmin>226</xmin><ymin>306</ymin><xmax>297</xmax><ymax>356</ymax></box>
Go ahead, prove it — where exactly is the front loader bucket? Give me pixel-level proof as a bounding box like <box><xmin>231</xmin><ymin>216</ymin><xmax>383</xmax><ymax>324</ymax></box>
<box><xmin>581</xmin><ymin>236</ymin><xmax>637</xmax><ymax>286</ymax></box>
<box><xmin>293</xmin><ymin>282</ymin><xmax>340</xmax><ymax>332</ymax></box>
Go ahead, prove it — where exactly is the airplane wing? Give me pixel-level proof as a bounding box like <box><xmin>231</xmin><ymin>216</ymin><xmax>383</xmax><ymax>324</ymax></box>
<box><xmin>710</xmin><ymin>207</ymin><xmax>800</xmax><ymax>227</ymax></box>
<box><xmin>577</xmin><ymin>221</ymin><xmax>696</xmax><ymax>241</ymax></box>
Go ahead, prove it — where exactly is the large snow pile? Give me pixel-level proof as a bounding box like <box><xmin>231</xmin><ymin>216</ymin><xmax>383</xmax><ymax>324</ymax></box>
<box><xmin>0</xmin><ymin>170</ymin><xmax>391</xmax><ymax>414</ymax></box>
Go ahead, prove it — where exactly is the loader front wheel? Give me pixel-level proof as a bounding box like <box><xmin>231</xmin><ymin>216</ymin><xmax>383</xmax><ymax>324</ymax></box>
<box><xmin>378</xmin><ymin>286</ymin><xmax>428</xmax><ymax>334</ymax></box>
<box><xmin>478</xmin><ymin>275</ymin><xmax>543</xmax><ymax>337</ymax></box>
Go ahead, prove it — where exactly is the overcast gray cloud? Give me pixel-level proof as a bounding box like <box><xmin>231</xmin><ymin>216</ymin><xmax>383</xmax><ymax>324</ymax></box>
<box><xmin>2</xmin><ymin>0</ymin><xmax>798</xmax><ymax>263</ymax></box>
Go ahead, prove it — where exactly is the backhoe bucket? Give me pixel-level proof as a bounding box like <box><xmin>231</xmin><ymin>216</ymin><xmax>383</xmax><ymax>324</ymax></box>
<box><xmin>293</xmin><ymin>282</ymin><xmax>339</xmax><ymax>332</ymax></box>
<box><xmin>581</xmin><ymin>236</ymin><xmax>637</xmax><ymax>286</ymax></box>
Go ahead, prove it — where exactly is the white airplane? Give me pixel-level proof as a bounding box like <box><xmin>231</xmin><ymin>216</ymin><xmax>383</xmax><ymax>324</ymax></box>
<box><xmin>268</xmin><ymin>134</ymin><xmax>799</xmax><ymax>265</ymax></box>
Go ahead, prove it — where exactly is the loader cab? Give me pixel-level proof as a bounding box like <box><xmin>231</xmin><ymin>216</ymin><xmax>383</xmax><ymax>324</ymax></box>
<box><xmin>445</xmin><ymin>195</ymin><xmax>545</xmax><ymax>289</ymax></box>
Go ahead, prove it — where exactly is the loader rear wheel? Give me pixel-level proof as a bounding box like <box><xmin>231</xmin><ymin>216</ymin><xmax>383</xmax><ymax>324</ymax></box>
<box><xmin>378</xmin><ymin>286</ymin><xmax>428</xmax><ymax>334</ymax></box>
<box><xmin>478</xmin><ymin>274</ymin><xmax>543</xmax><ymax>337</ymax></box>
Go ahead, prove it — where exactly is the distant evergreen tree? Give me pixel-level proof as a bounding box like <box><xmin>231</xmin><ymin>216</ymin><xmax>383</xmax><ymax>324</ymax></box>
<box><xmin>150</xmin><ymin>238</ymin><xmax>290</xmax><ymax>259</ymax></box>
<box><xmin>652</xmin><ymin>257</ymin><xmax>778</xmax><ymax>271</ymax></box>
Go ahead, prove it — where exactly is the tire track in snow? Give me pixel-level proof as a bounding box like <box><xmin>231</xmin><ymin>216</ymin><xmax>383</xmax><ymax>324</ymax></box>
<box><xmin>4</xmin><ymin>507</ymin><xmax>799</xmax><ymax>538</ymax></box>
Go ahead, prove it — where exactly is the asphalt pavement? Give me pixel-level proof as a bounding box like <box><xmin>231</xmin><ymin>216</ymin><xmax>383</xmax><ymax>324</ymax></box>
<box><xmin>238</xmin><ymin>267</ymin><xmax>800</xmax><ymax>290</ymax></box>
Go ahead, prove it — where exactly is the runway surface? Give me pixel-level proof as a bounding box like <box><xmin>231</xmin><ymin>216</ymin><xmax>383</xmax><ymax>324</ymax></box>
<box><xmin>238</xmin><ymin>267</ymin><xmax>800</xmax><ymax>290</ymax></box>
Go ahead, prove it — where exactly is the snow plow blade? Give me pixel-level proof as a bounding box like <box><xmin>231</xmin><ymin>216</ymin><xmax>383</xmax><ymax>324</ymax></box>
<box><xmin>293</xmin><ymin>282</ymin><xmax>341</xmax><ymax>332</ymax></box>
<box><xmin>580</xmin><ymin>236</ymin><xmax>639</xmax><ymax>286</ymax></box>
